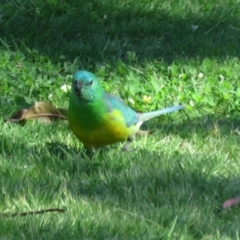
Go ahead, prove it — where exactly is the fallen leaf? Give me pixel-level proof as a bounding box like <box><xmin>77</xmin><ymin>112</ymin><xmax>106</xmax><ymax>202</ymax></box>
<box><xmin>6</xmin><ymin>109</ymin><xmax>29</xmax><ymax>125</ymax></box>
<box><xmin>223</xmin><ymin>196</ymin><xmax>240</xmax><ymax>208</ymax></box>
<box><xmin>5</xmin><ymin>101</ymin><xmax>67</xmax><ymax>125</ymax></box>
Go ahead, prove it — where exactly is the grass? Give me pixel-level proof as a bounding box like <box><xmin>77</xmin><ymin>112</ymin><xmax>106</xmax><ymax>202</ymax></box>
<box><xmin>1</xmin><ymin>0</ymin><xmax>240</xmax><ymax>239</ymax></box>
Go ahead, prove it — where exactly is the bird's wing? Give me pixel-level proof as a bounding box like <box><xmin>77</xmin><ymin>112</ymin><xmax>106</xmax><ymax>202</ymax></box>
<box><xmin>103</xmin><ymin>92</ymin><xmax>139</xmax><ymax>127</ymax></box>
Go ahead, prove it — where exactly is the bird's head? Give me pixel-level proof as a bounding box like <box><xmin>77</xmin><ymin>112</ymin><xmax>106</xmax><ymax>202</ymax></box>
<box><xmin>71</xmin><ymin>71</ymin><xmax>103</xmax><ymax>102</ymax></box>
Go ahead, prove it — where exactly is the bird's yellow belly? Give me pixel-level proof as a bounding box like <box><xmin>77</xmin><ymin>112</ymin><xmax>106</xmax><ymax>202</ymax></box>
<box><xmin>69</xmin><ymin>110</ymin><xmax>137</xmax><ymax>148</ymax></box>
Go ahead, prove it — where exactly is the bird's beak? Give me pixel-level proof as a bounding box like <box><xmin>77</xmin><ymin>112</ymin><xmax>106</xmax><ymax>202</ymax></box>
<box><xmin>73</xmin><ymin>80</ymin><xmax>82</xmax><ymax>96</ymax></box>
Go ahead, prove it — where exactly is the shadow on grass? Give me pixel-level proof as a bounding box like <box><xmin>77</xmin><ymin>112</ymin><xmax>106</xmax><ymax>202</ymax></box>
<box><xmin>1</xmin><ymin>116</ymin><xmax>240</xmax><ymax>238</ymax></box>
<box><xmin>1</xmin><ymin>1</ymin><xmax>240</xmax><ymax>66</ymax></box>
<box><xmin>50</xmin><ymin>146</ymin><xmax>240</xmax><ymax>239</ymax></box>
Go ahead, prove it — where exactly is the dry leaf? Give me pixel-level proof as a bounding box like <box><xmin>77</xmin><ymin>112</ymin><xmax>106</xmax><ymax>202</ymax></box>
<box><xmin>6</xmin><ymin>109</ymin><xmax>29</xmax><ymax>125</ymax></box>
<box><xmin>223</xmin><ymin>197</ymin><xmax>240</xmax><ymax>208</ymax></box>
<box><xmin>5</xmin><ymin>101</ymin><xmax>67</xmax><ymax>125</ymax></box>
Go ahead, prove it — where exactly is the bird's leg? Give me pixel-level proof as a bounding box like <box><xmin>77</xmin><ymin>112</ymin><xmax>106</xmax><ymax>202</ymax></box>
<box><xmin>85</xmin><ymin>147</ymin><xmax>95</xmax><ymax>159</ymax></box>
<box><xmin>85</xmin><ymin>146</ymin><xmax>109</xmax><ymax>158</ymax></box>
<box><xmin>122</xmin><ymin>136</ymin><xmax>135</xmax><ymax>151</ymax></box>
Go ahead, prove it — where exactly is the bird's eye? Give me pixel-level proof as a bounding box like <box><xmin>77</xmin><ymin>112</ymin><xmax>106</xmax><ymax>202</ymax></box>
<box><xmin>89</xmin><ymin>80</ymin><xmax>93</xmax><ymax>86</ymax></box>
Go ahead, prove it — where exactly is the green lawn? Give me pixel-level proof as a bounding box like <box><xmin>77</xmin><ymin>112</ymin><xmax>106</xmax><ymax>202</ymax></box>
<box><xmin>1</xmin><ymin>0</ymin><xmax>240</xmax><ymax>239</ymax></box>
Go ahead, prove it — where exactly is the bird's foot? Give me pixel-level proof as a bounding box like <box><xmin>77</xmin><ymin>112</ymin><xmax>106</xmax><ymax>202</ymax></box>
<box><xmin>121</xmin><ymin>145</ymin><xmax>130</xmax><ymax>152</ymax></box>
<box><xmin>121</xmin><ymin>136</ymin><xmax>137</xmax><ymax>152</ymax></box>
<box><xmin>84</xmin><ymin>147</ymin><xmax>95</xmax><ymax>159</ymax></box>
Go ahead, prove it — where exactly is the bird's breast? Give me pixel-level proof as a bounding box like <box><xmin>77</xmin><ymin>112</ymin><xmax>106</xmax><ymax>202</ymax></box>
<box><xmin>68</xmin><ymin>108</ymin><xmax>138</xmax><ymax>148</ymax></box>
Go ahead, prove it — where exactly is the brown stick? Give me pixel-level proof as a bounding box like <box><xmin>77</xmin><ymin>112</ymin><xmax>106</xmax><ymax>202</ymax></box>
<box><xmin>1</xmin><ymin>208</ymin><xmax>66</xmax><ymax>218</ymax></box>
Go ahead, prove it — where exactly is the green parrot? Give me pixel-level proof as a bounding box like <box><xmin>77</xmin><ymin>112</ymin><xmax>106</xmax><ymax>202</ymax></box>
<box><xmin>68</xmin><ymin>71</ymin><xmax>184</xmax><ymax>152</ymax></box>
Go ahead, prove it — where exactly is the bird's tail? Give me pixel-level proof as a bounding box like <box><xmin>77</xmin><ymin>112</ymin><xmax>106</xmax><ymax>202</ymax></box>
<box><xmin>139</xmin><ymin>105</ymin><xmax>184</xmax><ymax>122</ymax></box>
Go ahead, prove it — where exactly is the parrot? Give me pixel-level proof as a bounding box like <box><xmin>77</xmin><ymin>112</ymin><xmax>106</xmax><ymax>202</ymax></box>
<box><xmin>68</xmin><ymin>71</ymin><xmax>184</xmax><ymax>153</ymax></box>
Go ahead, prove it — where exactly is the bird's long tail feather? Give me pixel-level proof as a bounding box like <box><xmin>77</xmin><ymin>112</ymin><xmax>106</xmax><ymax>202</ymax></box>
<box><xmin>139</xmin><ymin>105</ymin><xmax>184</xmax><ymax>122</ymax></box>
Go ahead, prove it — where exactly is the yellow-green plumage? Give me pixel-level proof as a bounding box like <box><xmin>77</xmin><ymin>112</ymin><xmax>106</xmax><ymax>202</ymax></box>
<box><xmin>68</xmin><ymin>107</ymin><xmax>138</xmax><ymax>148</ymax></box>
<box><xmin>68</xmin><ymin>71</ymin><xmax>184</xmax><ymax>151</ymax></box>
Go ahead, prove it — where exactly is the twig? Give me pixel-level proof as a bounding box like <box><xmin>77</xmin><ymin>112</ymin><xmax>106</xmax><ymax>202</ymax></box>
<box><xmin>1</xmin><ymin>208</ymin><xmax>66</xmax><ymax>218</ymax></box>
<box><xmin>204</xmin><ymin>21</ymin><xmax>221</xmax><ymax>35</ymax></box>
<box><xmin>229</xmin><ymin>25</ymin><xmax>240</xmax><ymax>31</ymax></box>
